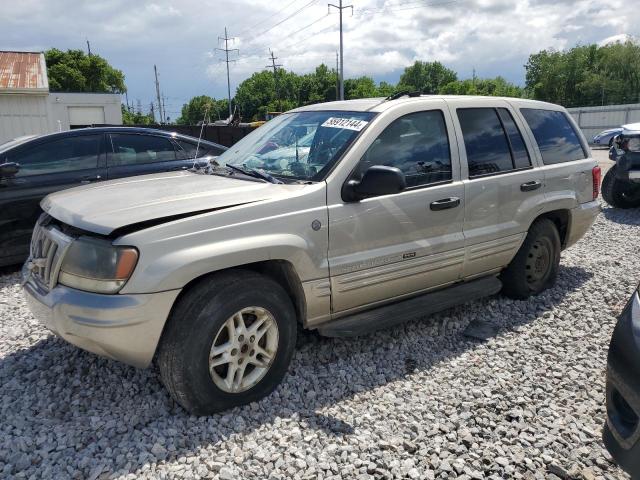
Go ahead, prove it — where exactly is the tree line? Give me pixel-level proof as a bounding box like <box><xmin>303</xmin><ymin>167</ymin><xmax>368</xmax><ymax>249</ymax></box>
<box><xmin>42</xmin><ymin>40</ymin><xmax>640</xmax><ymax>125</ymax></box>
<box><xmin>176</xmin><ymin>61</ymin><xmax>525</xmax><ymax>123</ymax></box>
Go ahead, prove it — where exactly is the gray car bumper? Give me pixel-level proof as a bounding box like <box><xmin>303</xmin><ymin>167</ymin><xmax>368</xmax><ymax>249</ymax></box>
<box><xmin>23</xmin><ymin>276</ymin><xmax>180</xmax><ymax>368</ymax></box>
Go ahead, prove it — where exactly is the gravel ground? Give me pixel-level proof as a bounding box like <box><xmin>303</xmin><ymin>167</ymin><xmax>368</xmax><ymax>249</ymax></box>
<box><xmin>1</xmin><ymin>201</ymin><xmax>638</xmax><ymax>480</ymax></box>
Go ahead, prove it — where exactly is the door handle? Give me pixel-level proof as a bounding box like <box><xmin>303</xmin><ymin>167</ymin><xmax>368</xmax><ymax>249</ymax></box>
<box><xmin>520</xmin><ymin>180</ymin><xmax>542</xmax><ymax>192</ymax></box>
<box><xmin>430</xmin><ymin>197</ymin><xmax>461</xmax><ymax>211</ymax></box>
<box><xmin>80</xmin><ymin>175</ymin><xmax>102</xmax><ymax>184</ymax></box>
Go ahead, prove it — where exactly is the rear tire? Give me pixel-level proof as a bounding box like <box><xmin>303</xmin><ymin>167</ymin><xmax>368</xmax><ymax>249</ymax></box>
<box><xmin>500</xmin><ymin>219</ymin><xmax>560</xmax><ymax>300</ymax></box>
<box><xmin>602</xmin><ymin>165</ymin><xmax>640</xmax><ymax>209</ymax></box>
<box><xmin>157</xmin><ymin>270</ymin><xmax>297</xmax><ymax>415</ymax></box>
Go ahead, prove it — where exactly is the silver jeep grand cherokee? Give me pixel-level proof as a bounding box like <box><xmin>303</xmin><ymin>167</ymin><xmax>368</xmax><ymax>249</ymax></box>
<box><xmin>23</xmin><ymin>95</ymin><xmax>601</xmax><ymax>414</ymax></box>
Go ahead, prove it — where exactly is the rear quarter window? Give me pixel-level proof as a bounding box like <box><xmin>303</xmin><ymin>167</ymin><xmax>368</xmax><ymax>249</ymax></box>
<box><xmin>520</xmin><ymin>108</ymin><xmax>587</xmax><ymax>165</ymax></box>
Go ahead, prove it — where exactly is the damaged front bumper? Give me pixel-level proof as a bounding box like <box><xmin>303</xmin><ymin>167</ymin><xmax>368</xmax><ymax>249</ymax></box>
<box><xmin>23</xmin><ymin>268</ymin><xmax>180</xmax><ymax>368</ymax></box>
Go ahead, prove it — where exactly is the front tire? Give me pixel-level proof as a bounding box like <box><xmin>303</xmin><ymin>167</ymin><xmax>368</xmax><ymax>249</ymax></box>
<box><xmin>157</xmin><ymin>270</ymin><xmax>297</xmax><ymax>415</ymax></box>
<box><xmin>500</xmin><ymin>219</ymin><xmax>560</xmax><ymax>300</ymax></box>
<box><xmin>601</xmin><ymin>165</ymin><xmax>640</xmax><ymax>209</ymax></box>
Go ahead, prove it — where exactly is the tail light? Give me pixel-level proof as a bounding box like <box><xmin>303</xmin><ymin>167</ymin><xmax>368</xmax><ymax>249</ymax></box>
<box><xmin>592</xmin><ymin>166</ymin><xmax>601</xmax><ymax>200</ymax></box>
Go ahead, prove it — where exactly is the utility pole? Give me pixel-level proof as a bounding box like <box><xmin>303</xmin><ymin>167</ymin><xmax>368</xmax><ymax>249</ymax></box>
<box><xmin>162</xmin><ymin>94</ymin><xmax>167</xmax><ymax>123</ymax></box>
<box><xmin>154</xmin><ymin>65</ymin><xmax>164</xmax><ymax>124</ymax></box>
<box><xmin>335</xmin><ymin>51</ymin><xmax>339</xmax><ymax>100</ymax></box>
<box><xmin>86</xmin><ymin>39</ymin><xmax>92</xmax><ymax>56</ymax></box>
<box><xmin>328</xmin><ymin>0</ymin><xmax>353</xmax><ymax>100</ymax></box>
<box><xmin>217</xmin><ymin>27</ymin><xmax>239</xmax><ymax>119</ymax></box>
<box><xmin>150</xmin><ymin>103</ymin><xmax>155</xmax><ymax>123</ymax></box>
<box><xmin>266</xmin><ymin>49</ymin><xmax>283</xmax><ymax>112</ymax></box>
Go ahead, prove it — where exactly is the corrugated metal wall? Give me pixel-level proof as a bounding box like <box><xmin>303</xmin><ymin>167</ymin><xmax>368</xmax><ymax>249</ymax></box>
<box><xmin>567</xmin><ymin>103</ymin><xmax>640</xmax><ymax>142</ymax></box>
<box><xmin>0</xmin><ymin>94</ymin><xmax>49</xmax><ymax>143</ymax></box>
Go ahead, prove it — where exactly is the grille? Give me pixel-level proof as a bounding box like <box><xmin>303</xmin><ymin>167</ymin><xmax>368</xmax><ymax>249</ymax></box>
<box><xmin>27</xmin><ymin>215</ymin><xmax>73</xmax><ymax>291</ymax></box>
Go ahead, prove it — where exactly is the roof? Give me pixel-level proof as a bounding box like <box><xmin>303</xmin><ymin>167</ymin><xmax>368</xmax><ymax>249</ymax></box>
<box><xmin>0</xmin><ymin>127</ymin><xmax>227</xmax><ymax>153</ymax></box>
<box><xmin>0</xmin><ymin>51</ymin><xmax>48</xmax><ymax>93</ymax></box>
<box><xmin>289</xmin><ymin>95</ymin><xmax>560</xmax><ymax>114</ymax></box>
<box><xmin>622</xmin><ymin>122</ymin><xmax>640</xmax><ymax>134</ymax></box>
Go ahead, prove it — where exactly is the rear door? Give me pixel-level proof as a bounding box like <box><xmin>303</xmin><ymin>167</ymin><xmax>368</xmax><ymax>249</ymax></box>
<box><xmin>447</xmin><ymin>99</ymin><xmax>545</xmax><ymax>278</ymax></box>
<box><xmin>106</xmin><ymin>133</ymin><xmax>186</xmax><ymax>179</ymax></box>
<box><xmin>0</xmin><ymin>133</ymin><xmax>105</xmax><ymax>263</ymax></box>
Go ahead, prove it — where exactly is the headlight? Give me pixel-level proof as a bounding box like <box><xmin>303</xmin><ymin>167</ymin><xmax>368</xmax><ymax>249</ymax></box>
<box><xmin>58</xmin><ymin>237</ymin><xmax>138</xmax><ymax>294</ymax></box>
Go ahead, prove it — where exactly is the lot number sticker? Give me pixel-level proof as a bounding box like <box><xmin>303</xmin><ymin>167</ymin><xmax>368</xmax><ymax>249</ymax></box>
<box><xmin>321</xmin><ymin>117</ymin><xmax>369</xmax><ymax>131</ymax></box>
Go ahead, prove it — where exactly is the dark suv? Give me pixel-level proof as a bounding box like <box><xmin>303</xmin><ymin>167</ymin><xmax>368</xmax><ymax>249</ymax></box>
<box><xmin>0</xmin><ymin>127</ymin><xmax>226</xmax><ymax>266</ymax></box>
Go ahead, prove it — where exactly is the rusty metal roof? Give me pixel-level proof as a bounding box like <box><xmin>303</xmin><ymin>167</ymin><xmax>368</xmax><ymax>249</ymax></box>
<box><xmin>0</xmin><ymin>51</ymin><xmax>49</xmax><ymax>92</ymax></box>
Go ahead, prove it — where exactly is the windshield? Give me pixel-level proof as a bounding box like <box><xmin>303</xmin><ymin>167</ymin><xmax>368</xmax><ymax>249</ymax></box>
<box><xmin>216</xmin><ymin>110</ymin><xmax>376</xmax><ymax>181</ymax></box>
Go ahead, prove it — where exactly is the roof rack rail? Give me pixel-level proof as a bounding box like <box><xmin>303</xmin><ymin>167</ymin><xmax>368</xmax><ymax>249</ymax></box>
<box><xmin>385</xmin><ymin>91</ymin><xmax>422</xmax><ymax>101</ymax></box>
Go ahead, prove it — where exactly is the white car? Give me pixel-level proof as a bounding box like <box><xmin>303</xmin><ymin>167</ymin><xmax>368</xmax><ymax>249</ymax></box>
<box><xmin>593</xmin><ymin>127</ymin><xmax>623</xmax><ymax>147</ymax></box>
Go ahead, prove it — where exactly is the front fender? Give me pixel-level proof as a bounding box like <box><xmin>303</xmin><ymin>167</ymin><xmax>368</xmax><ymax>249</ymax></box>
<box><xmin>113</xmin><ymin>185</ymin><xmax>329</xmax><ymax>294</ymax></box>
<box><xmin>121</xmin><ymin>233</ymin><xmax>315</xmax><ymax>293</ymax></box>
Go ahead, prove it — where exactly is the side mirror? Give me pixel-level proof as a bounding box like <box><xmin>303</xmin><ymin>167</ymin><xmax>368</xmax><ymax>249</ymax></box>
<box><xmin>0</xmin><ymin>162</ymin><xmax>20</xmax><ymax>178</ymax></box>
<box><xmin>343</xmin><ymin>165</ymin><xmax>406</xmax><ymax>202</ymax></box>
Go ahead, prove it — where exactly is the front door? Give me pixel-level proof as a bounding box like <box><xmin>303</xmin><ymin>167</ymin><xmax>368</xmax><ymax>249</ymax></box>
<box><xmin>0</xmin><ymin>133</ymin><xmax>105</xmax><ymax>264</ymax></box>
<box><xmin>328</xmin><ymin>108</ymin><xmax>465</xmax><ymax>314</ymax></box>
<box><xmin>447</xmin><ymin>100</ymin><xmax>546</xmax><ymax>278</ymax></box>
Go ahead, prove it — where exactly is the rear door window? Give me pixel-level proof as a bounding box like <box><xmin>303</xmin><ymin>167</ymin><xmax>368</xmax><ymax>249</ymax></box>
<box><xmin>458</xmin><ymin>108</ymin><xmax>515</xmax><ymax>177</ymax></box>
<box><xmin>520</xmin><ymin>108</ymin><xmax>587</xmax><ymax>164</ymax></box>
<box><xmin>457</xmin><ymin>108</ymin><xmax>532</xmax><ymax>177</ymax></box>
<box><xmin>11</xmin><ymin>135</ymin><xmax>100</xmax><ymax>177</ymax></box>
<box><xmin>109</xmin><ymin>134</ymin><xmax>176</xmax><ymax>166</ymax></box>
<box><xmin>497</xmin><ymin>108</ymin><xmax>531</xmax><ymax>170</ymax></box>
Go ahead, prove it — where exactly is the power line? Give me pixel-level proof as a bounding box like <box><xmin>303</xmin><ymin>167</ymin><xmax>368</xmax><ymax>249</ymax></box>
<box><xmin>243</xmin><ymin>15</ymin><xmax>331</xmax><ymax>58</ymax></box>
<box><xmin>235</xmin><ymin>0</ymin><xmax>303</xmax><ymax>36</ymax></box>
<box><xmin>216</xmin><ymin>27</ymin><xmax>239</xmax><ymax>118</ymax></box>
<box><xmin>328</xmin><ymin>0</ymin><xmax>353</xmax><ymax>100</ymax></box>
<box><xmin>355</xmin><ymin>0</ymin><xmax>461</xmax><ymax>17</ymax></box>
<box><xmin>266</xmin><ymin>49</ymin><xmax>284</xmax><ymax>111</ymax></box>
<box><xmin>245</xmin><ymin>0</ymin><xmax>319</xmax><ymax>44</ymax></box>
<box><xmin>283</xmin><ymin>24</ymin><xmax>336</xmax><ymax>52</ymax></box>
<box><xmin>285</xmin><ymin>14</ymin><xmax>329</xmax><ymax>41</ymax></box>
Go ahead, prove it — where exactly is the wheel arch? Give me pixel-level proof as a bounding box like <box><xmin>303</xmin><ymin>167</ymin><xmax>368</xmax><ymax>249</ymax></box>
<box><xmin>536</xmin><ymin>209</ymin><xmax>570</xmax><ymax>249</ymax></box>
<box><xmin>167</xmin><ymin>259</ymin><xmax>307</xmax><ymax>326</ymax></box>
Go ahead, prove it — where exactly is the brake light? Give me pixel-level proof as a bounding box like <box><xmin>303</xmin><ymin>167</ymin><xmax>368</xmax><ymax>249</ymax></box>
<box><xmin>592</xmin><ymin>166</ymin><xmax>601</xmax><ymax>200</ymax></box>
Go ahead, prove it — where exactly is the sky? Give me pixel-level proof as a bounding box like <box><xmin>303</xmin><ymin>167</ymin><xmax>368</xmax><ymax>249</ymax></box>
<box><xmin>2</xmin><ymin>0</ymin><xmax>637</xmax><ymax>120</ymax></box>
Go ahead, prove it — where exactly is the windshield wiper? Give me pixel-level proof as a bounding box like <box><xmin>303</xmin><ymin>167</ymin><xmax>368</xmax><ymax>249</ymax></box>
<box><xmin>226</xmin><ymin>164</ymin><xmax>283</xmax><ymax>184</ymax></box>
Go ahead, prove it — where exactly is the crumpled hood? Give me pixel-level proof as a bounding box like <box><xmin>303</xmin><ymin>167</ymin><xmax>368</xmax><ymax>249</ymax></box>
<box><xmin>41</xmin><ymin>171</ymin><xmax>303</xmax><ymax>235</ymax></box>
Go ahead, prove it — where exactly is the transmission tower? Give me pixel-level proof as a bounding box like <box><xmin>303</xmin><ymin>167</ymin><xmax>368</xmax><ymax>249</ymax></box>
<box><xmin>217</xmin><ymin>27</ymin><xmax>239</xmax><ymax>119</ymax></box>
<box><xmin>328</xmin><ymin>0</ymin><xmax>353</xmax><ymax>100</ymax></box>
<box><xmin>266</xmin><ymin>49</ymin><xmax>283</xmax><ymax>112</ymax></box>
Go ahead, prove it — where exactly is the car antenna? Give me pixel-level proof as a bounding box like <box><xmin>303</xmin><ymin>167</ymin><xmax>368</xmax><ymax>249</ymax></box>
<box><xmin>385</xmin><ymin>90</ymin><xmax>422</xmax><ymax>101</ymax></box>
<box><xmin>193</xmin><ymin>105</ymin><xmax>210</xmax><ymax>169</ymax></box>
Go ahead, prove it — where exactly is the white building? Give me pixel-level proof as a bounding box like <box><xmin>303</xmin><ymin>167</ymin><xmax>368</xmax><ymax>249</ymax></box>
<box><xmin>0</xmin><ymin>51</ymin><xmax>122</xmax><ymax>144</ymax></box>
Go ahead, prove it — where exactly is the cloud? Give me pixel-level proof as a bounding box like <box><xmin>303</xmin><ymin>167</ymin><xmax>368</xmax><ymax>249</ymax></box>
<box><xmin>1</xmin><ymin>0</ymin><xmax>637</xmax><ymax>112</ymax></box>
